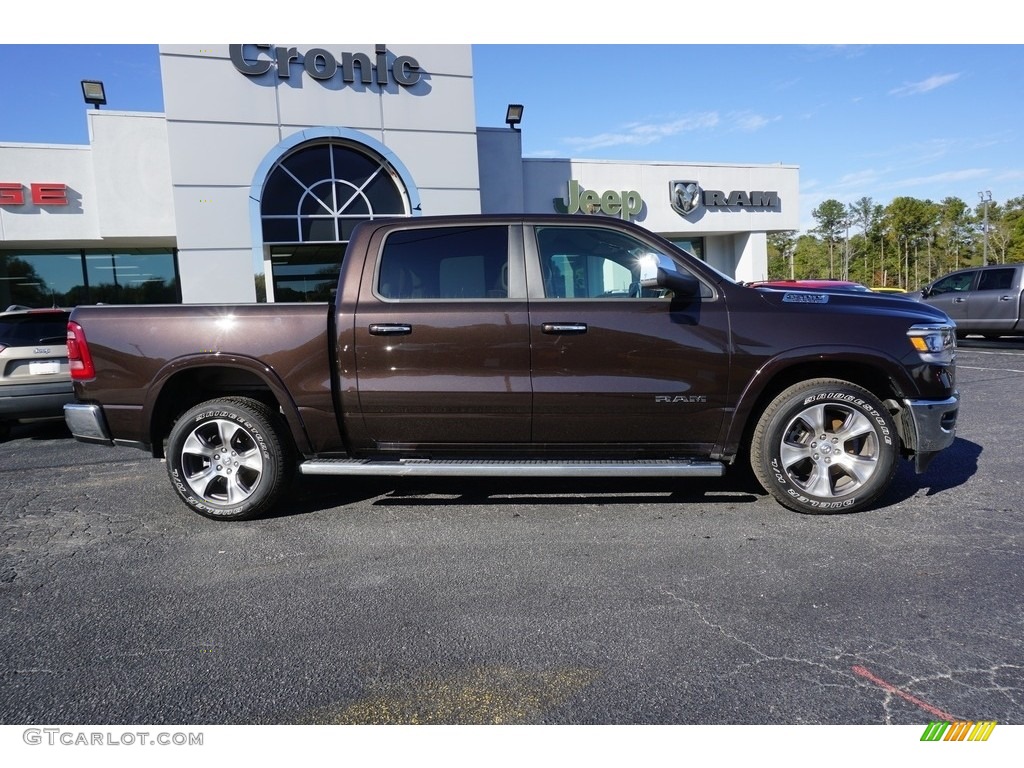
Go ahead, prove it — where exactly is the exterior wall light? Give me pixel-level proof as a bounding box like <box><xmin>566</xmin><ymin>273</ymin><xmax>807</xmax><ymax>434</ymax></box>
<box><xmin>81</xmin><ymin>80</ymin><xmax>107</xmax><ymax>109</ymax></box>
<box><xmin>505</xmin><ymin>104</ymin><xmax>524</xmax><ymax>130</ymax></box>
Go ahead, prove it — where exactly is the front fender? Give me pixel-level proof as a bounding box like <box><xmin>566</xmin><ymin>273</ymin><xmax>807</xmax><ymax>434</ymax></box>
<box><xmin>720</xmin><ymin>345</ymin><xmax>917</xmax><ymax>456</ymax></box>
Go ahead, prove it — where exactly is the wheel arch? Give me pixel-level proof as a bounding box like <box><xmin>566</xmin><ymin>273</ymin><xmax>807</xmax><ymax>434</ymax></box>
<box><xmin>144</xmin><ymin>356</ymin><xmax>311</xmax><ymax>458</ymax></box>
<box><xmin>722</xmin><ymin>351</ymin><xmax>912</xmax><ymax>461</ymax></box>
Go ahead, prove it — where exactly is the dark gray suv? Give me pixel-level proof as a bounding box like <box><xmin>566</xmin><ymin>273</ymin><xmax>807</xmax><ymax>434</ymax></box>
<box><xmin>0</xmin><ymin>307</ymin><xmax>73</xmax><ymax>439</ymax></box>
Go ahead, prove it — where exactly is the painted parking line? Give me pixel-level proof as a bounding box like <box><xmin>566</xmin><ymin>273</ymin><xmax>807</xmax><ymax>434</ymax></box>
<box><xmin>957</xmin><ymin>366</ymin><xmax>1024</xmax><ymax>374</ymax></box>
<box><xmin>852</xmin><ymin>665</ymin><xmax>958</xmax><ymax>721</ymax></box>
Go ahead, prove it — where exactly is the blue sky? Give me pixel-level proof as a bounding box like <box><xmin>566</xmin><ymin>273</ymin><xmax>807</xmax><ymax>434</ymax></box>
<box><xmin>2</xmin><ymin>13</ymin><xmax>1019</xmax><ymax>234</ymax></box>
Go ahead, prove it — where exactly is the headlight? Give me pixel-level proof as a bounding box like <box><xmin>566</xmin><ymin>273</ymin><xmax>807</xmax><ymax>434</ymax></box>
<box><xmin>907</xmin><ymin>323</ymin><xmax>956</xmax><ymax>365</ymax></box>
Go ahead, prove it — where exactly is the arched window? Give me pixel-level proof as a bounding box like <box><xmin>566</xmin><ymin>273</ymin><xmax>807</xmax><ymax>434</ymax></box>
<box><xmin>260</xmin><ymin>140</ymin><xmax>410</xmax><ymax>243</ymax></box>
<box><xmin>259</xmin><ymin>140</ymin><xmax>411</xmax><ymax>301</ymax></box>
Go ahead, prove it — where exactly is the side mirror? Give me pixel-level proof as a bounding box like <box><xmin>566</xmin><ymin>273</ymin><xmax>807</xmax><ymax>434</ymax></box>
<box><xmin>921</xmin><ymin>287</ymin><xmax>931</xmax><ymax>298</ymax></box>
<box><xmin>640</xmin><ymin>266</ymin><xmax>700</xmax><ymax>298</ymax></box>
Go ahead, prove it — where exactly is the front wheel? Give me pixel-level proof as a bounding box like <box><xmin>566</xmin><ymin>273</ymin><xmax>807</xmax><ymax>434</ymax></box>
<box><xmin>750</xmin><ymin>379</ymin><xmax>899</xmax><ymax>514</ymax></box>
<box><xmin>166</xmin><ymin>397</ymin><xmax>294</xmax><ymax>521</ymax></box>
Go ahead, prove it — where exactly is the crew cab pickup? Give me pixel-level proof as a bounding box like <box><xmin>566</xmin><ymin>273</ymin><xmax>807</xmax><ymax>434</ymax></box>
<box><xmin>920</xmin><ymin>263</ymin><xmax>1024</xmax><ymax>339</ymax></box>
<box><xmin>63</xmin><ymin>214</ymin><xmax>960</xmax><ymax>520</ymax></box>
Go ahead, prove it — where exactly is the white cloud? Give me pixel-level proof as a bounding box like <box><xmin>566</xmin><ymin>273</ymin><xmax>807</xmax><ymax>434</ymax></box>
<box><xmin>730</xmin><ymin>112</ymin><xmax>780</xmax><ymax>132</ymax></box>
<box><xmin>562</xmin><ymin>113</ymin><xmax>719</xmax><ymax>152</ymax></box>
<box><xmin>888</xmin><ymin>73</ymin><xmax>961</xmax><ymax>96</ymax></box>
<box><xmin>888</xmin><ymin>168</ymin><xmax>991</xmax><ymax>189</ymax></box>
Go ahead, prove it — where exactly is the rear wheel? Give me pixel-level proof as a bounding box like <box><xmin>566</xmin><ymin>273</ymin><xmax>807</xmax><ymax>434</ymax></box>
<box><xmin>166</xmin><ymin>397</ymin><xmax>293</xmax><ymax>520</ymax></box>
<box><xmin>750</xmin><ymin>379</ymin><xmax>899</xmax><ymax>514</ymax></box>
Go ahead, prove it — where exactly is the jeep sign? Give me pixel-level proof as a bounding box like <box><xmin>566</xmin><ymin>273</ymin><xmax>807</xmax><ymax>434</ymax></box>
<box><xmin>554</xmin><ymin>180</ymin><xmax>643</xmax><ymax>220</ymax></box>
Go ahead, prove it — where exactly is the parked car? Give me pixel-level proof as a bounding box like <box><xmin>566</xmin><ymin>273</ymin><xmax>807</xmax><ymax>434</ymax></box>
<box><xmin>871</xmin><ymin>287</ymin><xmax>907</xmax><ymax>294</ymax></box>
<box><xmin>0</xmin><ymin>307</ymin><xmax>73</xmax><ymax>439</ymax></box>
<box><xmin>749</xmin><ymin>279</ymin><xmax>872</xmax><ymax>293</ymax></box>
<box><xmin>919</xmin><ymin>263</ymin><xmax>1024</xmax><ymax>339</ymax></box>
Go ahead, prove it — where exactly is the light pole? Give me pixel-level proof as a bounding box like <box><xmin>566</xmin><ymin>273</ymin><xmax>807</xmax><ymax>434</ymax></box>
<box><xmin>979</xmin><ymin>190</ymin><xmax>993</xmax><ymax>266</ymax></box>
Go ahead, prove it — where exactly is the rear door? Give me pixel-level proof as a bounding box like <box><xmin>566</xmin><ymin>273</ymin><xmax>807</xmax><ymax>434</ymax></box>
<box><xmin>353</xmin><ymin>223</ymin><xmax>532</xmax><ymax>451</ymax></box>
<box><xmin>525</xmin><ymin>222</ymin><xmax>731</xmax><ymax>453</ymax></box>
<box><xmin>965</xmin><ymin>266</ymin><xmax>1021</xmax><ymax>333</ymax></box>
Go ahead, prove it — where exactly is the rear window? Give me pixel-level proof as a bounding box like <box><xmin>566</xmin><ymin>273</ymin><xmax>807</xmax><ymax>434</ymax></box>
<box><xmin>377</xmin><ymin>226</ymin><xmax>510</xmax><ymax>300</ymax></box>
<box><xmin>977</xmin><ymin>269</ymin><xmax>1015</xmax><ymax>291</ymax></box>
<box><xmin>0</xmin><ymin>312</ymin><xmax>70</xmax><ymax>346</ymax></box>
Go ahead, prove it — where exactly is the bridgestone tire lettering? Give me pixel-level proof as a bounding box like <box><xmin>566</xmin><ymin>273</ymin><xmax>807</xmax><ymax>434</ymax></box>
<box><xmin>165</xmin><ymin>397</ymin><xmax>294</xmax><ymax>521</ymax></box>
<box><xmin>750</xmin><ymin>378</ymin><xmax>899</xmax><ymax>515</ymax></box>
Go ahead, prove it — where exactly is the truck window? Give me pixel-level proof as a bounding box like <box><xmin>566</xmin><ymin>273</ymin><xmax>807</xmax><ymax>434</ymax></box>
<box><xmin>535</xmin><ymin>225</ymin><xmax>706</xmax><ymax>299</ymax></box>
<box><xmin>977</xmin><ymin>268</ymin><xmax>1015</xmax><ymax>291</ymax></box>
<box><xmin>377</xmin><ymin>226</ymin><xmax>510</xmax><ymax>300</ymax></box>
<box><xmin>930</xmin><ymin>271</ymin><xmax>976</xmax><ymax>295</ymax></box>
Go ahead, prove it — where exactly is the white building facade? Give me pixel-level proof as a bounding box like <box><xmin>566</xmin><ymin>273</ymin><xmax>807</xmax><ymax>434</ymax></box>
<box><xmin>0</xmin><ymin>44</ymin><xmax>799</xmax><ymax>308</ymax></box>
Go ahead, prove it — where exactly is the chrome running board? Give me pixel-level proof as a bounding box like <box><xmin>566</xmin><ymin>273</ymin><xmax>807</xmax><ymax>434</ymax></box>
<box><xmin>299</xmin><ymin>458</ymin><xmax>725</xmax><ymax>478</ymax></box>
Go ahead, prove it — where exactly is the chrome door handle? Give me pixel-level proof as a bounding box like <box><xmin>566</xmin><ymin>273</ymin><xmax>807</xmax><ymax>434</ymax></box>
<box><xmin>541</xmin><ymin>323</ymin><xmax>588</xmax><ymax>334</ymax></box>
<box><xmin>369</xmin><ymin>324</ymin><xmax>412</xmax><ymax>336</ymax></box>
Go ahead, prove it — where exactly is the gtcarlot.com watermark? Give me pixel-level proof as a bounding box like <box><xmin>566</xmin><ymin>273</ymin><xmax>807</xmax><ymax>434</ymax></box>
<box><xmin>23</xmin><ymin>728</ymin><xmax>203</xmax><ymax>747</ymax></box>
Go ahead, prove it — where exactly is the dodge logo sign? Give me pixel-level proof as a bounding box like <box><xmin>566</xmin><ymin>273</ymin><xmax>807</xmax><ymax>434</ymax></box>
<box><xmin>670</xmin><ymin>181</ymin><xmax>702</xmax><ymax>216</ymax></box>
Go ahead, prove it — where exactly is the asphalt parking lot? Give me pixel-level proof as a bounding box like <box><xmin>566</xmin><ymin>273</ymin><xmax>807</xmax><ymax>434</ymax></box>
<box><xmin>1</xmin><ymin>339</ymin><xmax>1022</xmax><ymax>726</ymax></box>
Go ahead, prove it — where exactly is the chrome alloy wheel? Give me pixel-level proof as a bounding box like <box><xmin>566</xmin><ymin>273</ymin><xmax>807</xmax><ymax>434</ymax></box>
<box><xmin>179</xmin><ymin>418</ymin><xmax>264</xmax><ymax>505</ymax></box>
<box><xmin>777</xmin><ymin>402</ymin><xmax>881</xmax><ymax>499</ymax></box>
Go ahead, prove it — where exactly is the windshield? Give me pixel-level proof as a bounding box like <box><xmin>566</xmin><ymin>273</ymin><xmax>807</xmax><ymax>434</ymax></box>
<box><xmin>670</xmin><ymin>244</ymin><xmax>737</xmax><ymax>285</ymax></box>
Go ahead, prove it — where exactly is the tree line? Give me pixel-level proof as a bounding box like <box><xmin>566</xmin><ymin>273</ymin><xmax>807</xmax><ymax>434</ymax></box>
<box><xmin>767</xmin><ymin>194</ymin><xmax>1024</xmax><ymax>290</ymax></box>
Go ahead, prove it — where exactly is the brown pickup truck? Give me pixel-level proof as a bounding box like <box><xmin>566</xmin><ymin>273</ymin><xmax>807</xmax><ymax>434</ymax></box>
<box><xmin>63</xmin><ymin>214</ymin><xmax>959</xmax><ymax>520</ymax></box>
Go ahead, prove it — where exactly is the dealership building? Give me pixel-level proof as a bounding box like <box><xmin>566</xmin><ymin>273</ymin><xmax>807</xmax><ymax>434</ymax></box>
<box><xmin>0</xmin><ymin>44</ymin><xmax>799</xmax><ymax>307</ymax></box>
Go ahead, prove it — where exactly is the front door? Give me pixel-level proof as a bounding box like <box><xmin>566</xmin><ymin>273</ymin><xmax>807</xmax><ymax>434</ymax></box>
<box><xmin>526</xmin><ymin>223</ymin><xmax>731</xmax><ymax>454</ymax></box>
<box><xmin>924</xmin><ymin>269</ymin><xmax>976</xmax><ymax>327</ymax></box>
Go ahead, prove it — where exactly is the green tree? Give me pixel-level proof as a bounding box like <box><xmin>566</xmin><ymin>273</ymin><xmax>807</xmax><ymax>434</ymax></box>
<box><xmin>845</xmin><ymin>197</ymin><xmax>874</xmax><ymax>283</ymax></box>
<box><xmin>885</xmin><ymin>196</ymin><xmax>935</xmax><ymax>289</ymax></box>
<box><xmin>990</xmin><ymin>196</ymin><xmax>1024</xmax><ymax>265</ymax></box>
<box><xmin>792</xmin><ymin>233</ymin><xmax>828</xmax><ymax>278</ymax></box>
<box><xmin>936</xmin><ymin>197</ymin><xmax>973</xmax><ymax>273</ymax></box>
<box><xmin>811</xmin><ymin>199</ymin><xmax>847</xmax><ymax>278</ymax></box>
<box><xmin>767</xmin><ymin>231</ymin><xmax>797</xmax><ymax>279</ymax></box>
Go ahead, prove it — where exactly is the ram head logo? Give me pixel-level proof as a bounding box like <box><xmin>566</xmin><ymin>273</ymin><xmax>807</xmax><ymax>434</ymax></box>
<box><xmin>670</xmin><ymin>181</ymin><xmax>702</xmax><ymax>216</ymax></box>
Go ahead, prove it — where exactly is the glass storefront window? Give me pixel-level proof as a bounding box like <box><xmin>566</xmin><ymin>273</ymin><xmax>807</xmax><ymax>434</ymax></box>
<box><xmin>270</xmin><ymin>245</ymin><xmax>346</xmax><ymax>303</ymax></box>
<box><xmin>0</xmin><ymin>252</ymin><xmax>81</xmax><ymax>308</ymax></box>
<box><xmin>84</xmin><ymin>251</ymin><xmax>179</xmax><ymax>304</ymax></box>
<box><xmin>0</xmin><ymin>250</ymin><xmax>180</xmax><ymax>308</ymax></box>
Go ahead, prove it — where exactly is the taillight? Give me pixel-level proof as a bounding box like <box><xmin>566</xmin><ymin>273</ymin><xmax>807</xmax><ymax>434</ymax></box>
<box><xmin>67</xmin><ymin>321</ymin><xmax>96</xmax><ymax>381</ymax></box>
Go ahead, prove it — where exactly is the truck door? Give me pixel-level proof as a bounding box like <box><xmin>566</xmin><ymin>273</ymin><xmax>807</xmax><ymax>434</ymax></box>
<box><xmin>353</xmin><ymin>223</ymin><xmax>532</xmax><ymax>450</ymax></box>
<box><xmin>966</xmin><ymin>266</ymin><xmax>1020</xmax><ymax>333</ymax></box>
<box><xmin>525</xmin><ymin>223</ymin><xmax>731</xmax><ymax>452</ymax></box>
<box><xmin>923</xmin><ymin>269</ymin><xmax>976</xmax><ymax>327</ymax></box>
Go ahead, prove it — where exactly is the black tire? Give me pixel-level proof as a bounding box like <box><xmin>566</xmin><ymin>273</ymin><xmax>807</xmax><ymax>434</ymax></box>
<box><xmin>750</xmin><ymin>379</ymin><xmax>899</xmax><ymax>514</ymax></box>
<box><xmin>166</xmin><ymin>397</ymin><xmax>294</xmax><ymax>521</ymax></box>
<box><xmin>0</xmin><ymin>421</ymin><xmax>10</xmax><ymax>441</ymax></box>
